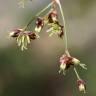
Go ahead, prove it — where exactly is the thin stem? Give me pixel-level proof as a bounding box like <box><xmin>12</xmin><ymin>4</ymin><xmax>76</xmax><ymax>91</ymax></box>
<box><xmin>56</xmin><ymin>0</ymin><xmax>68</xmax><ymax>51</ymax></box>
<box><xmin>74</xmin><ymin>67</ymin><xmax>81</xmax><ymax>80</ymax></box>
<box><xmin>23</xmin><ymin>1</ymin><xmax>54</xmax><ymax>31</ymax></box>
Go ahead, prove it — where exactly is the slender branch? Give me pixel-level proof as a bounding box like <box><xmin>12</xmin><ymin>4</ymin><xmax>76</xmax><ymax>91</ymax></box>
<box><xmin>36</xmin><ymin>1</ymin><xmax>54</xmax><ymax>16</ymax></box>
<box><xmin>55</xmin><ymin>0</ymin><xmax>68</xmax><ymax>51</ymax></box>
<box><xmin>74</xmin><ymin>67</ymin><xmax>81</xmax><ymax>80</ymax></box>
<box><xmin>23</xmin><ymin>1</ymin><xmax>54</xmax><ymax>30</ymax></box>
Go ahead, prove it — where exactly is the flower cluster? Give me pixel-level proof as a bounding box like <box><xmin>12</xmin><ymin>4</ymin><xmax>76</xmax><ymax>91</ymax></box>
<box><xmin>9</xmin><ymin>0</ymin><xmax>87</xmax><ymax>94</ymax></box>
<box><xmin>9</xmin><ymin>28</ymin><xmax>38</xmax><ymax>51</ymax></box>
<box><xmin>59</xmin><ymin>54</ymin><xmax>73</xmax><ymax>74</ymax></box>
<box><xmin>34</xmin><ymin>8</ymin><xmax>64</xmax><ymax>38</ymax></box>
<box><xmin>59</xmin><ymin>53</ymin><xmax>87</xmax><ymax>74</ymax></box>
<box><xmin>59</xmin><ymin>51</ymin><xmax>87</xmax><ymax>93</ymax></box>
<box><xmin>10</xmin><ymin>0</ymin><xmax>64</xmax><ymax>50</ymax></box>
<box><xmin>46</xmin><ymin>9</ymin><xmax>64</xmax><ymax>38</ymax></box>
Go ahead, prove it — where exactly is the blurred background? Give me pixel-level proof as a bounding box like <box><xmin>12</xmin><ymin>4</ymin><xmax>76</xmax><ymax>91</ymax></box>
<box><xmin>0</xmin><ymin>0</ymin><xmax>96</xmax><ymax>96</ymax></box>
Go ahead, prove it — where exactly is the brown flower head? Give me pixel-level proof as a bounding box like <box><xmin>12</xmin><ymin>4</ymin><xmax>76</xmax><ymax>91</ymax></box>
<box><xmin>28</xmin><ymin>32</ymin><xmax>37</xmax><ymax>40</ymax></box>
<box><xmin>16</xmin><ymin>31</ymin><xmax>38</xmax><ymax>51</ymax></box>
<box><xmin>9</xmin><ymin>28</ymin><xmax>39</xmax><ymax>51</ymax></box>
<box><xmin>35</xmin><ymin>17</ymin><xmax>44</xmax><ymax>33</ymax></box>
<box><xmin>48</xmin><ymin>9</ymin><xmax>58</xmax><ymax>23</ymax></box>
<box><xmin>59</xmin><ymin>54</ymin><xmax>73</xmax><ymax>74</ymax></box>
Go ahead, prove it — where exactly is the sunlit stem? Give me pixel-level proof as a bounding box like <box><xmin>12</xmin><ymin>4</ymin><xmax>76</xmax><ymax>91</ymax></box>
<box><xmin>56</xmin><ymin>0</ymin><xmax>68</xmax><ymax>51</ymax></box>
<box><xmin>74</xmin><ymin>67</ymin><xmax>81</xmax><ymax>80</ymax></box>
<box><xmin>23</xmin><ymin>1</ymin><xmax>54</xmax><ymax>31</ymax></box>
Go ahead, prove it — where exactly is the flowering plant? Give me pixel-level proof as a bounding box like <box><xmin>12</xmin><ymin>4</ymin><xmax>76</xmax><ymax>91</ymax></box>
<box><xmin>9</xmin><ymin>0</ymin><xmax>87</xmax><ymax>93</ymax></box>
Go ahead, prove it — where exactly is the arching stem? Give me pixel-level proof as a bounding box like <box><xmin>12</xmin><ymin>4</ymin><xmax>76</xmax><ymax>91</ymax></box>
<box><xmin>55</xmin><ymin>0</ymin><xmax>68</xmax><ymax>52</ymax></box>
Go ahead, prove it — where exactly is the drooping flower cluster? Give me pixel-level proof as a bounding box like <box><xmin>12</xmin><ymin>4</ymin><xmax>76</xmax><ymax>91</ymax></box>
<box><xmin>59</xmin><ymin>53</ymin><xmax>87</xmax><ymax>73</ymax></box>
<box><xmin>9</xmin><ymin>28</ymin><xmax>39</xmax><ymax>51</ymax></box>
<box><xmin>34</xmin><ymin>8</ymin><xmax>64</xmax><ymax>38</ymax></box>
<box><xmin>59</xmin><ymin>54</ymin><xmax>73</xmax><ymax>74</ymax></box>
<box><xmin>59</xmin><ymin>51</ymin><xmax>87</xmax><ymax>93</ymax></box>
<box><xmin>9</xmin><ymin>0</ymin><xmax>87</xmax><ymax>94</ymax></box>
<box><xmin>46</xmin><ymin>9</ymin><xmax>64</xmax><ymax>38</ymax></box>
<box><xmin>10</xmin><ymin>1</ymin><xmax>64</xmax><ymax>50</ymax></box>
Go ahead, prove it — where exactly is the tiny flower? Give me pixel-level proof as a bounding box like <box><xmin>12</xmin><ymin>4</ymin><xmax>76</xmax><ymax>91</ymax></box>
<box><xmin>59</xmin><ymin>52</ymin><xmax>87</xmax><ymax>75</ymax></box>
<box><xmin>72</xmin><ymin>58</ymin><xmax>80</xmax><ymax>65</ymax></box>
<box><xmin>59</xmin><ymin>63</ymin><xmax>66</xmax><ymax>75</ymax></box>
<box><xmin>9</xmin><ymin>28</ymin><xmax>38</xmax><ymax>51</ymax></box>
<box><xmin>47</xmin><ymin>22</ymin><xmax>64</xmax><ymax>38</ymax></box>
<box><xmin>16</xmin><ymin>32</ymin><xmax>30</xmax><ymax>51</ymax></box>
<box><xmin>59</xmin><ymin>54</ymin><xmax>73</xmax><ymax>75</ymax></box>
<box><xmin>28</xmin><ymin>32</ymin><xmax>39</xmax><ymax>40</ymax></box>
<box><xmin>57</xmin><ymin>25</ymin><xmax>64</xmax><ymax>38</ymax></box>
<box><xmin>9</xmin><ymin>29</ymin><xmax>23</xmax><ymax>37</ymax></box>
<box><xmin>48</xmin><ymin>9</ymin><xmax>58</xmax><ymax>23</ymax></box>
<box><xmin>35</xmin><ymin>17</ymin><xmax>44</xmax><ymax>33</ymax></box>
<box><xmin>77</xmin><ymin>79</ymin><xmax>86</xmax><ymax>93</ymax></box>
<box><xmin>16</xmin><ymin>31</ymin><xmax>38</xmax><ymax>51</ymax></box>
<box><xmin>72</xmin><ymin>58</ymin><xmax>87</xmax><ymax>70</ymax></box>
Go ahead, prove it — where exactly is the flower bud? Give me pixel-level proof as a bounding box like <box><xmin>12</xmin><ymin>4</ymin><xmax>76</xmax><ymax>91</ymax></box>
<box><xmin>35</xmin><ymin>17</ymin><xmax>44</xmax><ymax>32</ymax></box>
<box><xmin>28</xmin><ymin>32</ymin><xmax>37</xmax><ymax>40</ymax></box>
<box><xmin>47</xmin><ymin>22</ymin><xmax>64</xmax><ymax>38</ymax></box>
<box><xmin>60</xmin><ymin>63</ymin><xmax>66</xmax><ymax>71</ymax></box>
<box><xmin>57</xmin><ymin>25</ymin><xmax>64</xmax><ymax>38</ymax></box>
<box><xmin>77</xmin><ymin>79</ymin><xmax>86</xmax><ymax>93</ymax></box>
<box><xmin>59</xmin><ymin>54</ymin><xmax>73</xmax><ymax>74</ymax></box>
<box><xmin>59</xmin><ymin>63</ymin><xmax>66</xmax><ymax>74</ymax></box>
<box><xmin>60</xmin><ymin>55</ymin><xmax>73</xmax><ymax>66</ymax></box>
<box><xmin>48</xmin><ymin>9</ymin><xmax>58</xmax><ymax>23</ymax></box>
